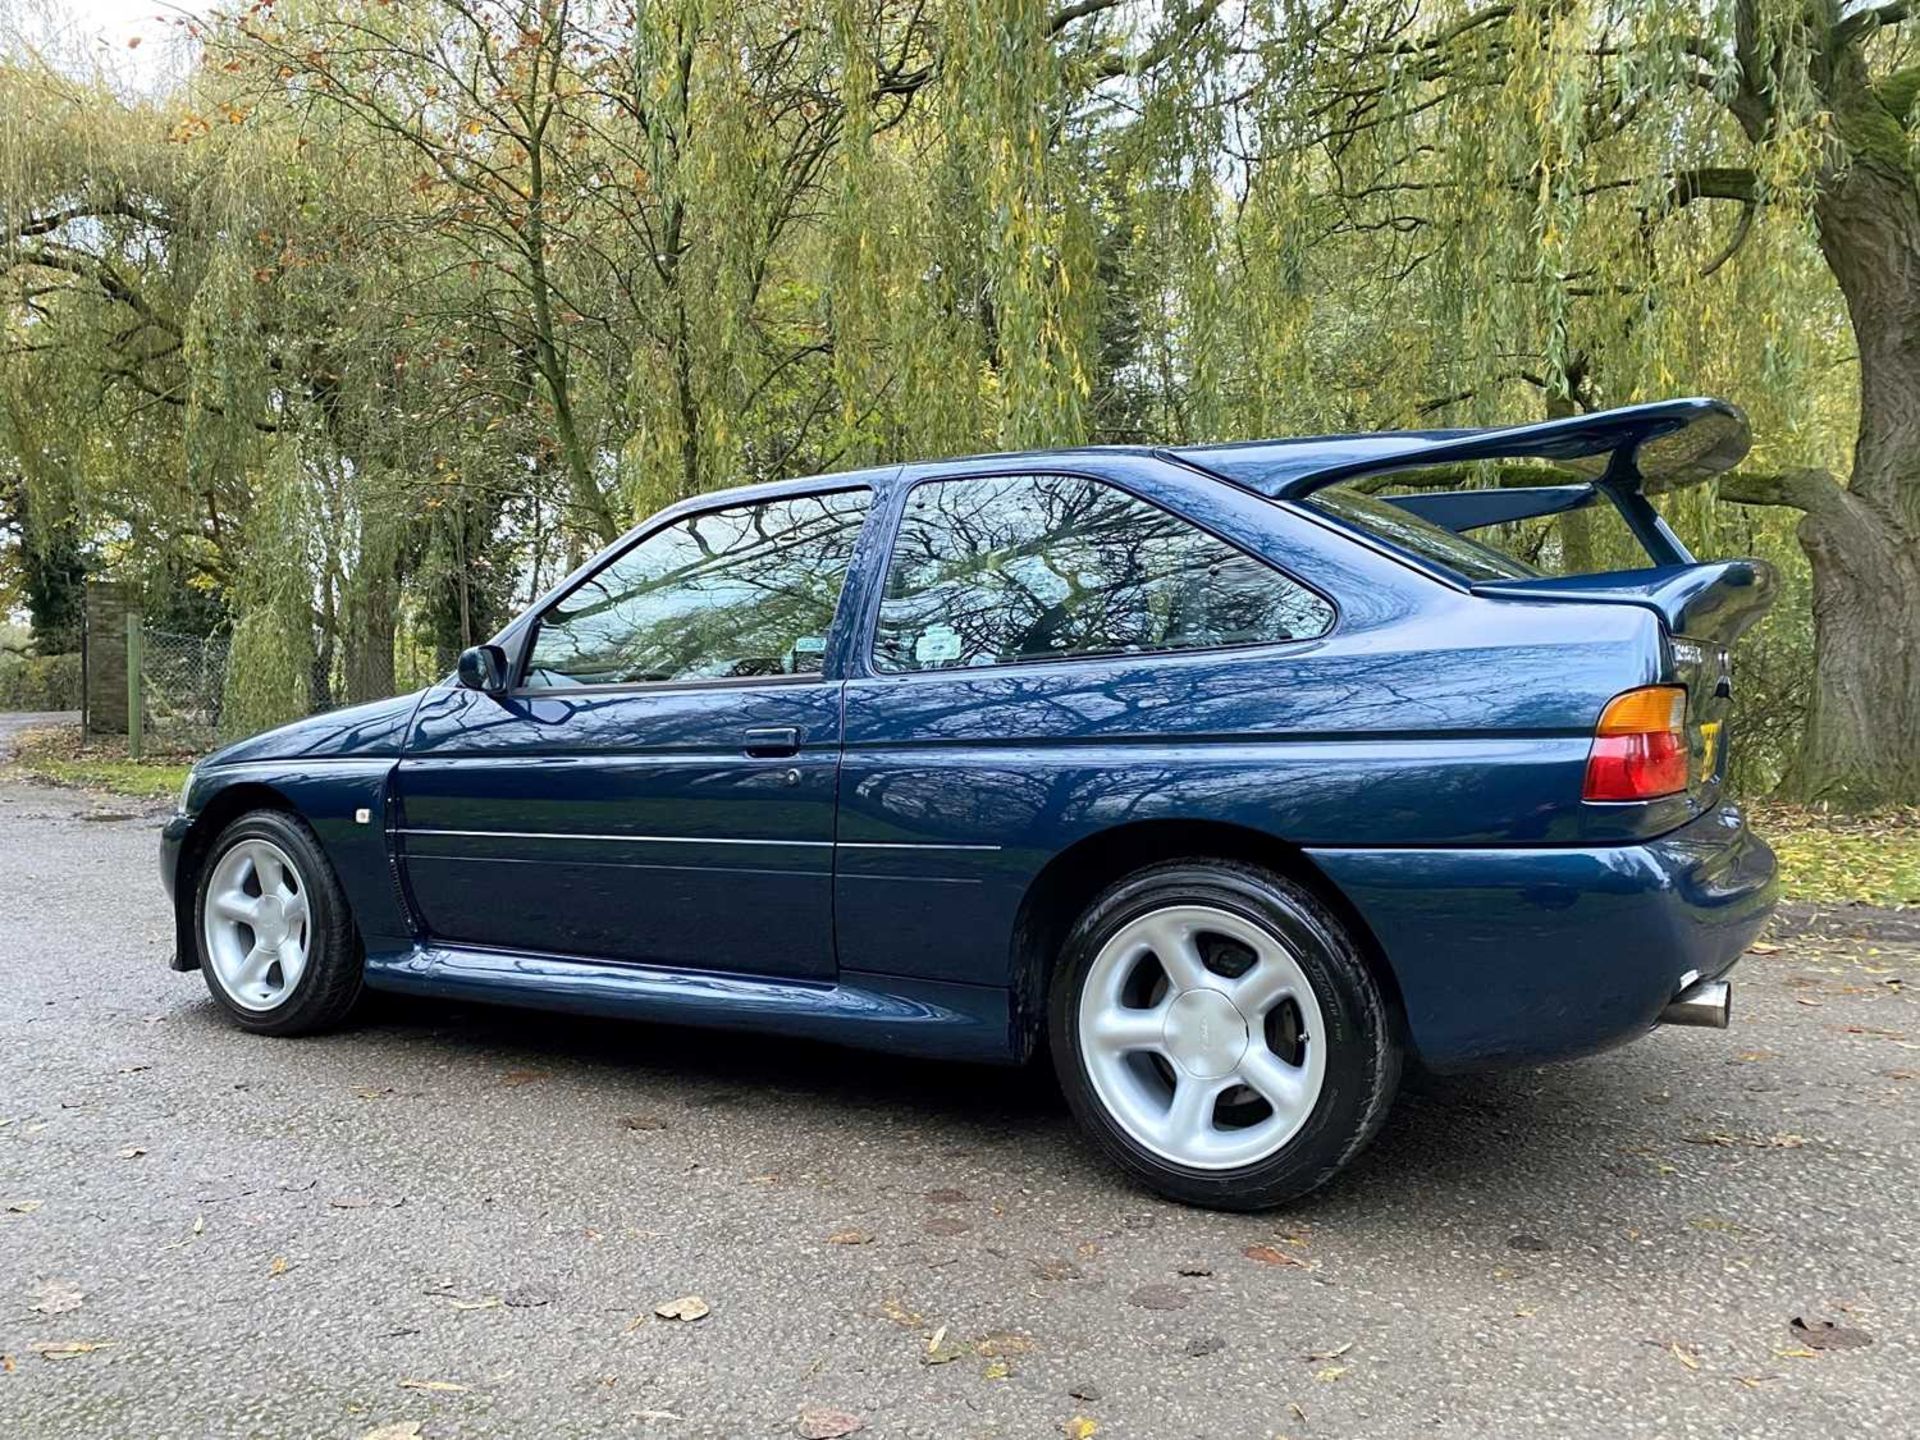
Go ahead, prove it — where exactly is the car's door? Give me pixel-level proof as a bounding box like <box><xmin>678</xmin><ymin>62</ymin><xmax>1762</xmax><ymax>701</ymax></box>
<box><xmin>393</xmin><ymin>485</ymin><xmax>872</xmax><ymax>979</ymax></box>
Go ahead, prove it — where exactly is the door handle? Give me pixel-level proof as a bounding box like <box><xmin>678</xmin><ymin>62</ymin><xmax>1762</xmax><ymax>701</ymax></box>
<box><xmin>743</xmin><ymin>726</ymin><xmax>800</xmax><ymax>758</ymax></box>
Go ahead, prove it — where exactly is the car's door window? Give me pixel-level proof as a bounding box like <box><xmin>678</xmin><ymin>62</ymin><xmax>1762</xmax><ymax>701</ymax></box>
<box><xmin>524</xmin><ymin>489</ymin><xmax>870</xmax><ymax>687</ymax></box>
<box><xmin>873</xmin><ymin>473</ymin><xmax>1333</xmax><ymax>673</ymax></box>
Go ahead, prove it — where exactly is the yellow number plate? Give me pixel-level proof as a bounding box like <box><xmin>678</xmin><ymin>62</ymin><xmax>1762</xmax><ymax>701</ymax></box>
<box><xmin>1697</xmin><ymin>720</ymin><xmax>1722</xmax><ymax>777</ymax></box>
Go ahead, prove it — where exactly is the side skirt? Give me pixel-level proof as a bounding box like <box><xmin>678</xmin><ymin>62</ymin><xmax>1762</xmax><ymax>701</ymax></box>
<box><xmin>362</xmin><ymin>944</ymin><xmax>1018</xmax><ymax>1064</ymax></box>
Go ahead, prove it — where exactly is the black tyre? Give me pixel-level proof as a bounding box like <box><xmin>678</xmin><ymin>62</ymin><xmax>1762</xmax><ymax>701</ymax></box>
<box><xmin>191</xmin><ymin>808</ymin><xmax>364</xmax><ymax>1036</ymax></box>
<box><xmin>1048</xmin><ymin>860</ymin><xmax>1400</xmax><ymax>1210</ymax></box>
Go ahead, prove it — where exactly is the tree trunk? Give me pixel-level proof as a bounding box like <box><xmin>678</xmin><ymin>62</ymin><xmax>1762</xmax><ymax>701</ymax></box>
<box><xmin>342</xmin><ymin>547</ymin><xmax>399</xmax><ymax>704</ymax></box>
<box><xmin>1790</xmin><ymin>492</ymin><xmax>1920</xmax><ymax>804</ymax></box>
<box><xmin>1783</xmin><ymin>56</ymin><xmax>1920</xmax><ymax>805</ymax></box>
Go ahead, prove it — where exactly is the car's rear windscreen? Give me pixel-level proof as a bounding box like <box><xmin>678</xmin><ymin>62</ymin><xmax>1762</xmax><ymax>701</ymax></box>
<box><xmin>1305</xmin><ymin>486</ymin><xmax>1539</xmax><ymax>582</ymax></box>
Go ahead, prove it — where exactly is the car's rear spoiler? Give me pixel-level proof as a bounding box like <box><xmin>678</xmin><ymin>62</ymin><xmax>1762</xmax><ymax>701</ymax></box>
<box><xmin>1169</xmin><ymin>397</ymin><xmax>1750</xmax><ymax>569</ymax></box>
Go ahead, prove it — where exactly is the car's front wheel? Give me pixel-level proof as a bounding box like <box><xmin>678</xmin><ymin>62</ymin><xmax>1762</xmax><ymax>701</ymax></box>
<box><xmin>1049</xmin><ymin>860</ymin><xmax>1400</xmax><ymax>1210</ymax></box>
<box><xmin>193</xmin><ymin>809</ymin><xmax>363</xmax><ymax>1036</ymax></box>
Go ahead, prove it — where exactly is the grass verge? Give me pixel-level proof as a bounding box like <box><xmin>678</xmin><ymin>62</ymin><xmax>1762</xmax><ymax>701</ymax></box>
<box><xmin>6</xmin><ymin>724</ymin><xmax>194</xmax><ymax>801</ymax></box>
<box><xmin>1748</xmin><ymin>802</ymin><xmax>1920</xmax><ymax>909</ymax></box>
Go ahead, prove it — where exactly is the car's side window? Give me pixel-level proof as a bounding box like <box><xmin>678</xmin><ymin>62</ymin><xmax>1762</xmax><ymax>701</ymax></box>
<box><xmin>523</xmin><ymin>489</ymin><xmax>871</xmax><ymax>688</ymax></box>
<box><xmin>873</xmin><ymin>473</ymin><xmax>1333</xmax><ymax>674</ymax></box>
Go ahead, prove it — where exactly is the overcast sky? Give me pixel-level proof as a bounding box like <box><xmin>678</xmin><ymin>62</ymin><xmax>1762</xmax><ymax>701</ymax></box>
<box><xmin>8</xmin><ymin>0</ymin><xmax>204</xmax><ymax>92</ymax></box>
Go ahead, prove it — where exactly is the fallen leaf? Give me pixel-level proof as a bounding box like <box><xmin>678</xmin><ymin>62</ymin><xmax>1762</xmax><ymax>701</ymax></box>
<box><xmin>826</xmin><ymin>1229</ymin><xmax>873</xmax><ymax>1246</ymax></box>
<box><xmin>268</xmin><ymin>1256</ymin><xmax>290</xmax><ymax>1278</ymax></box>
<box><xmin>503</xmin><ymin>1285</ymin><xmax>552</xmax><ymax>1308</ymax></box>
<box><xmin>117</xmin><ymin>1147</ymin><xmax>146</xmax><ymax>1160</ymax></box>
<box><xmin>1031</xmin><ymin>1258</ymin><xmax>1083</xmax><ymax>1281</ymax></box>
<box><xmin>654</xmin><ymin>1294</ymin><xmax>709</xmax><ymax>1322</ymax></box>
<box><xmin>1244</xmin><ymin>1244</ymin><xmax>1306</xmax><ymax>1267</ymax></box>
<box><xmin>30</xmin><ymin>1340</ymin><xmax>111</xmax><ymax>1359</ymax></box>
<box><xmin>6</xmin><ymin>1200</ymin><xmax>43</xmax><ymax>1215</ymax></box>
<box><xmin>359</xmin><ymin>1424</ymin><xmax>424</xmax><ymax>1440</ymax></box>
<box><xmin>329</xmin><ymin>1196</ymin><xmax>373</xmax><ymax>1210</ymax></box>
<box><xmin>1747</xmin><ymin>941</ymin><xmax>1781</xmax><ymax>955</ymax></box>
<box><xmin>1</xmin><ymin>1355</ymin><xmax>12</xmax><ymax>1372</ymax></box>
<box><xmin>923</xmin><ymin>1333</ymin><xmax>966</xmax><ymax>1366</ymax></box>
<box><xmin>1127</xmin><ymin>1283</ymin><xmax>1188</xmax><ymax>1311</ymax></box>
<box><xmin>975</xmin><ymin>1332</ymin><xmax>1034</xmax><ymax>1357</ymax></box>
<box><xmin>1067</xmin><ymin>1382</ymin><xmax>1102</xmax><ymax>1401</ymax></box>
<box><xmin>923</xmin><ymin>1216</ymin><xmax>970</xmax><ymax>1237</ymax></box>
<box><xmin>1505</xmin><ymin>1233</ymin><xmax>1550</xmax><ymax>1253</ymax></box>
<box><xmin>1176</xmin><ymin>1262</ymin><xmax>1214</xmax><ymax>1277</ymax></box>
<box><xmin>1314</xmin><ymin>1365</ymin><xmax>1348</xmax><ymax>1382</ymax></box>
<box><xmin>1304</xmin><ymin>1341</ymin><xmax>1353</xmax><ymax>1362</ymax></box>
<box><xmin>982</xmin><ymin>1359</ymin><xmax>1011</xmax><ymax>1380</ymax></box>
<box><xmin>398</xmin><ymin>1378</ymin><xmax>470</xmax><ymax>1393</ymax></box>
<box><xmin>1670</xmin><ymin>1342</ymin><xmax>1701</xmax><ymax>1371</ymax></box>
<box><xmin>500</xmin><ymin>1069</ymin><xmax>546</xmax><ymax>1087</ymax></box>
<box><xmin>1185</xmin><ymin>1335</ymin><xmax>1226</xmax><ymax>1358</ymax></box>
<box><xmin>795</xmin><ymin>1405</ymin><xmax>865</xmax><ymax>1439</ymax></box>
<box><xmin>1062</xmin><ymin>1420</ymin><xmax>1099</xmax><ymax>1440</ymax></box>
<box><xmin>1790</xmin><ymin>1317</ymin><xmax>1873</xmax><ymax>1350</ymax></box>
<box><xmin>446</xmin><ymin>1296</ymin><xmax>502</xmax><ymax>1311</ymax></box>
<box><xmin>28</xmin><ymin>1278</ymin><xmax>84</xmax><ymax>1315</ymax></box>
<box><xmin>923</xmin><ymin>1187</ymin><xmax>968</xmax><ymax>1203</ymax></box>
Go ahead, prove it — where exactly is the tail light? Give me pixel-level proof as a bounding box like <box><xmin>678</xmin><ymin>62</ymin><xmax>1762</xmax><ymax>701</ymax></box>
<box><xmin>1583</xmin><ymin>686</ymin><xmax>1688</xmax><ymax>801</ymax></box>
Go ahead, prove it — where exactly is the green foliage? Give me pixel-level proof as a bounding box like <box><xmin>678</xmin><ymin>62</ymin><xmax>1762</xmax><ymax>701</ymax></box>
<box><xmin>0</xmin><ymin>652</ymin><xmax>80</xmax><ymax>710</ymax></box>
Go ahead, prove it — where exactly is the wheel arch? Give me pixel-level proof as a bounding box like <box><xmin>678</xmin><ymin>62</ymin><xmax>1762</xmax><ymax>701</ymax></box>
<box><xmin>1007</xmin><ymin>818</ymin><xmax>1408</xmax><ymax>1061</ymax></box>
<box><xmin>170</xmin><ymin>781</ymin><xmax>302</xmax><ymax>972</ymax></box>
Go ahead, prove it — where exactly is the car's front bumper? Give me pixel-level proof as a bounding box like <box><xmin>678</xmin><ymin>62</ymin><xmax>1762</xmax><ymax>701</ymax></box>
<box><xmin>1306</xmin><ymin>803</ymin><xmax>1778</xmax><ymax>1072</ymax></box>
<box><xmin>160</xmin><ymin>812</ymin><xmax>197</xmax><ymax>971</ymax></box>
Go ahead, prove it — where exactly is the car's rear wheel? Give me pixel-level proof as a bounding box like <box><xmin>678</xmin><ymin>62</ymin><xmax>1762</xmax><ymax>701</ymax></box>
<box><xmin>1049</xmin><ymin>860</ymin><xmax>1400</xmax><ymax>1210</ymax></box>
<box><xmin>193</xmin><ymin>809</ymin><xmax>363</xmax><ymax>1036</ymax></box>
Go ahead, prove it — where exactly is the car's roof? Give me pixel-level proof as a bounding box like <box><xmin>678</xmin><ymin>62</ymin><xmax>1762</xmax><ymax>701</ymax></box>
<box><xmin>672</xmin><ymin>397</ymin><xmax>1748</xmax><ymax>513</ymax></box>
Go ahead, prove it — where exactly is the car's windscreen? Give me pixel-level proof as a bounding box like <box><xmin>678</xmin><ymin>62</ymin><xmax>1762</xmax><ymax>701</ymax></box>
<box><xmin>1305</xmin><ymin>486</ymin><xmax>1541</xmax><ymax>582</ymax></box>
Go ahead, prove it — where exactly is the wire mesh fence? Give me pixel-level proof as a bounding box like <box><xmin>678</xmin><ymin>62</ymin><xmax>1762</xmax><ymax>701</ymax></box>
<box><xmin>140</xmin><ymin>626</ymin><xmax>231</xmax><ymax>750</ymax></box>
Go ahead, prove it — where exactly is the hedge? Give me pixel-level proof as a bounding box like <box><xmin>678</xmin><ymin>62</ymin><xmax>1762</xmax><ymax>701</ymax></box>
<box><xmin>0</xmin><ymin>652</ymin><xmax>81</xmax><ymax>711</ymax></box>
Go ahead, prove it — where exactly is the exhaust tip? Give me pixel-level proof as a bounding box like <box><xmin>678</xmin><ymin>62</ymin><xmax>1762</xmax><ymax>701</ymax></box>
<box><xmin>1660</xmin><ymin>976</ymin><xmax>1732</xmax><ymax>1029</ymax></box>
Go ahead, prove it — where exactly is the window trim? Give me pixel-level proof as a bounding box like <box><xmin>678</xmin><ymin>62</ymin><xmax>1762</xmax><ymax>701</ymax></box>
<box><xmin>512</xmin><ymin>483</ymin><xmax>875</xmax><ymax>697</ymax></box>
<box><xmin>861</xmin><ymin>467</ymin><xmax>1339</xmax><ymax>681</ymax></box>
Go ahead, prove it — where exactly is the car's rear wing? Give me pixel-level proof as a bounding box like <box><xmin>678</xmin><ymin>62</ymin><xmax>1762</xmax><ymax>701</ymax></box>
<box><xmin>1170</xmin><ymin>397</ymin><xmax>1751</xmax><ymax>569</ymax></box>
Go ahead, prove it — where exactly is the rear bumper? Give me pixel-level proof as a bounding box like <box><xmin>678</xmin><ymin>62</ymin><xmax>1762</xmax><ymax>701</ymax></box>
<box><xmin>1306</xmin><ymin>803</ymin><xmax>1777</xmax><ymax>1072</ymax></box>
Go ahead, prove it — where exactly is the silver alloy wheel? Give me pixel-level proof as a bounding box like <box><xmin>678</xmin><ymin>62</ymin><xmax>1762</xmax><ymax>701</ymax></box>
<box><xmin>1077</xmin><ymin>903</ymin><xmax>1328</xmax><ymax>1170</ymax></box>
<box><xmin>202</xmin><ymin>838</ymin><xmax>312</xmax><ymax>1013</ymax></box>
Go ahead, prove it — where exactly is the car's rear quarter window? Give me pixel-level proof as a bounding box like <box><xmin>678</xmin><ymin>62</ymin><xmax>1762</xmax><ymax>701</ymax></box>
<box><xmin>876</xmin><ymin>473</ymin><xmax>1334</xmax><ymax>672</ymax></box>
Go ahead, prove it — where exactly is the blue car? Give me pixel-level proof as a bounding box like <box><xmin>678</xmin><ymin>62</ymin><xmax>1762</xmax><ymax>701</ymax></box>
<box><xmin>161</xmin><ymin>397</ymin><xmax>1778</xmax><ymax>1209</ymax></box>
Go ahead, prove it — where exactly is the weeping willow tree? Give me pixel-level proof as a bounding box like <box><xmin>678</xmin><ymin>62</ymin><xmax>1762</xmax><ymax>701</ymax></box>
<box><xmin>2</xmin><ymin>0</ymin><xmax>1906</xmax><ymax>797</ymax></box>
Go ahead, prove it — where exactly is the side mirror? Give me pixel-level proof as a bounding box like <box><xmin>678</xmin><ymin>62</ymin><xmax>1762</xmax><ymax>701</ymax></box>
<box><xmin>456</xmin><ymin>643</ymin><xmax>511</xmax><ymax>696</ymax></box>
